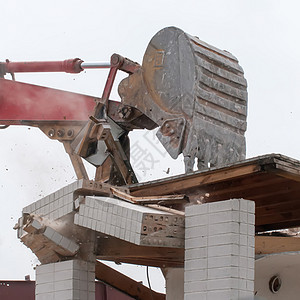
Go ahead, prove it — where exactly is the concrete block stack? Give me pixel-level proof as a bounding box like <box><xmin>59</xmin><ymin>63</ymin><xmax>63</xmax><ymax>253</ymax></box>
<box><xmin>36</xmin><ymin>260</ymin><xmax>95</xmax><ymax>300</ymax></box>
<box><xmin>22</xmin><ymin>181</ymin><xmax>80</xmax><ymax>220</ymax></box>
<box><xmin>43</xmin><ymin>226</ymin><xmax>79</xmax><ymax>254</ymax></box>
<box><xmin>184</xmin><ymin>199</ymin><xmax>255</xmax><ymax>300</ymax></box>
<box><xmin>74</xmin><ymin>196</ymin><xmax>184</xmax><ymax>248</ymax></box>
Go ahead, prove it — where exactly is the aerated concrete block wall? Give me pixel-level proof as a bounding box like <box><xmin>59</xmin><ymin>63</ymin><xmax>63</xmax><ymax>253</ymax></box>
<box><xmin>184</xmin><ymin>199</ymin><xmax>255</xmax><ymax>300</ymax></box>
<box><xmin>74</xmin><ymin>196</ymin><xmax>184</xmax><ymax>248</ymax></box>
<box><xmin>36</xmin><ymin>260</ymin><xmax>95</xmax><ymax>300</ymax></box>
<box><xmin>22</xmin><ymin>181</ymin><xmax>81</xmax><ymax>220</ymax></box>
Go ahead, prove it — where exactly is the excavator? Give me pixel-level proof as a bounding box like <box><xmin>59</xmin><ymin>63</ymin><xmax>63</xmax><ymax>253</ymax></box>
<box><xmin>1</xmin><ymin>26</ymin><xmax>249</xmax><ymax>300</ymax></box>
<box><xmin>0</xmin><ymin>27</ymin><xmax>248</xmax><ymax>185</ymax></box>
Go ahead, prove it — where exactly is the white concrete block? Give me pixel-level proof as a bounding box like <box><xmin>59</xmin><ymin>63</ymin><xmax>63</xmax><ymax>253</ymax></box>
<box><xmin>185</xmin><ymin>258</ymin><xmax>208</xmax><ymax>271</ymax></box>
<box><xmin>36</xmin><ymin>292</ymin><xmax>54</xmax><ymax>300</ymax></box>
<box><xmin>36</xmin><ymin>263</ymin><xmax>55</xmax><ymax>275</ymax></box>
<box><xmin>186</xmin><ymin>214</ymin><xmax>208</xmax><ymax>228</ymax></box>
<box><xmin>207</xmin><ymin>278</ymin><xmax>240</xmax><ymax>290</ymax></box>
<box><xmin>209</xmin><ymin>210</ymin><xmax>240</xmax><ymax>224</ymax></box>
<box><xmin>185</xmin><ymin>236</ymin><xmax>208</xmax><ymax>249</ymax></box>
<box><xmin>83</xmin><ymin>216</ymin><xmax>88</xmax><ymax>228</ymax></box>
<box><xmin>186</xmin><ymin>204</ymin><xmax>208</xmax><ymax>216</ymax></box>
<box><xmin>125</xmin><ymin>230</ymin><xmax>130</xmax><ymax>241</ymax></box>
<box><xmin>185</xmin><ymin>291</ymin><xmax>207</xmax><ymax>300</ymax></box>
<box><xmin>208</xmin><ymin>222</ymin><xmax>239</xmax><ymax>236</ymax></box>
<box><xmin>248</xmin><ymin>224</ymin><xmax>255</xmax><ymax>236</ymax></box>
<box><xmin>208</xmin><ymin>199</ymin><xmax>240</xmax><ymax>213</ymax></box>
<box><xmin>185</xmin><ymin>248</ymin><xmax>208</xmax><ymax>260</ymax></box>
<box><xmin>240</xmin><ymin>211</ymin><xmax>248</xmax><ymax>223</ymax></box>
<box><xmin>239</xmin><ymin>199</ymin><xmax>248</xmax><ymax>212</ymax></box>
<box><xmin>51</xmin><ymin>231</ymin><xmax>63</xmax><ymax>245</ymax></box>
<box><xmin>207</xmin><ymin>255</ymin><xmax>239</xmax><ymax>269</ymax></box>
<box><xmin>248</xmin><ymin>213</ymin><xmax>255</xmax><ymax>225</ymax></box>
<box><xmin>208</xmin><ymin>233</ymin><xmax>240</xmax><ymax>247</ymax></box>
<box><xmin>59</xmin><ymin>236</ymin><xmax>71</xmax><ymax>250</ymax></box>
<box><xmin>247</xmin><ymin>200</ymin><xmax>255</xmax><ymax>214</ymax></box>
<box><xmin>185</xmin><ymin>280</ymin><xmax>207</xmax><ymax>293</ymax></box>
<box><xmin>53</xmin><ymin>290</ymin><xmax>72</xmax><ymax>299</ymax></box>
<box><xmin>36</xmin><ymin>282</ymin><xmax>54</xmax><ymax>295</ymax></box>
<box><xmin>184</xmin><ymin>199</ymin><xmax>255</xmax><ymax>299</ymax></box>
<box><xmin>44</xmin><ymin>227</ymin><xmax>55</xmax><ymax>240</ymax></box>
<box><xmin>36</xmin><ymin>272</ymin><xmax>55</xmax><ymax>284</ymax></box>
<box><xmin>55</xmin><ymin>279</ymin><xmax>73</xmax><ymax>291</ymax></box>
<box><xmin>240</xmin><ymin>223</ymin><xmax>248</xmax><ymax>235</ymax></box>
<box><xmin>120</xmin><ymin>228</ymin><xmax>125</xmax><ymax>240</ymax></box>
<box><xmin>208</xmin><ymin>266</ymin><xmax>239</xmax><ymax>280</ymax></box>
<box><xmin>92</xmin><ymin>209</ymin><xmax>98</xmax><ymax>220</ymax></box>
<box><xmin>49</xmin><ymin>193</ymin><xmax>55</xmax><ymax>202</ymax></box>
<box><xmin>54</xmin><ymin>260</ymin><xmax>73</xmax><ymax>272</ymax></box>
<box><xmin>88</xmin><ymin>291</ymin><xmax>95</xmax><ymax>300</ymax></box>
<box><xmin>54</xmin><ymin>270</ymin><xmax>72</xmax><ymax>282</ymax></box>
<box><xmin>185</xmin><ymin>225</ymin><xmax>208</xmax><ymax>239</ymax></box>
<box><xmin>208</xmin><ymin>244</ymin><xmax>239</xmax><ymax>257</ymax></box>
<box><xmin>184</xmin><ymin>269</ymin><xmax>207</xmax><ymax>282</ymax></box>
<box><xmin>58</xmin><ymin>197</ymin><xmax>64</xmax><ymax>208</ymax></box>
<box><xmin>206</xmin><ymin>289</ymin><xmax>239</xmax><ymax>300</ymax></box>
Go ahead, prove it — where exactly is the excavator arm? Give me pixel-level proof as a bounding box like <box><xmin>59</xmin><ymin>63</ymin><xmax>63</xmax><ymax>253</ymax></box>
<box><xmin>0</xmin><ymin>56</ymin><xmax>156</xmax><ymax>183</ymax></box>
<box><xmin>0</xmin><ymin>26</ymin><xmax>248</xmax><ymax>184</ymax></box>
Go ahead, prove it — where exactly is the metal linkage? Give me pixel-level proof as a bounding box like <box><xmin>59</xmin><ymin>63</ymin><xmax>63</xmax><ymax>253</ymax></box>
<box><xmin>0</xmin><ymin>56</ymin><xmax>138</xmax><ymax>76</ymax></box>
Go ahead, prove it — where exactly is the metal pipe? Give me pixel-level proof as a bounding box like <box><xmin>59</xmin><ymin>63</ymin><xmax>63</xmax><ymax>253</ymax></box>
<box><xmin>80</xmin><ymin>62</ymin><xmax>111</xmax><ymax>69</ymax></box>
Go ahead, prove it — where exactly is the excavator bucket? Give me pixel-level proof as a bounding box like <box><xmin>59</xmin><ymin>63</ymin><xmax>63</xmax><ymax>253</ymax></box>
<box><xmin>119</xmin><ymin>26</ymin><xmax>248</xmax><ymax>172</ymax></box>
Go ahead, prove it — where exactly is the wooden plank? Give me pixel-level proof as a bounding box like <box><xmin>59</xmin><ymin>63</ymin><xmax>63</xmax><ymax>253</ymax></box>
<box><xmin>253</xmin><ymin>185</ymin><xmax>300</xmax><ymax>207</ymax></box>
<box><xmin>146</xmin><ymin>204</ymin><xmax>185</xmax><ymax>216</ymax></box>
<box><xmin>255</xmin><ymin>236</ymin><xmax>300</xmax><ymax>255</ymax></box>
<box><xmin>130</xmin><ymin>164</ymin><xmax>262</xmax><ymax>197</ymax></box>
<box><xmin>257</xmin><ymin>220</ymin><xmax>300</xmax><ymax>232</ymax></box>
<box><xmin>256</xmin><ymin>208</ymin><xmax>300</xmax><ymax>227</ymax></box>
<box><xmin>208</xmin><ymin>179</ymin><xmax>293</xmax><ymax>204</ymax></box>
<box><xmin>271</xmin><ymin>165</ymin><xmax>300</xmax><ymax>182</ymax></box>
<box><xmin>256</xmin><ymin>199</ymin><xmax>300</xmax><ymax>217</ymax></box>
<box><xmin>199</xmin><ymin>174</ymin><xmax>284</xmax><ymax>202</ymax></box>
<box><xmin>111</xmin><ymin>187</ymin><xmax>188</xmax><ymax>205</ymax></box>
<box><xmin>273</xmin><ymin>157</ymin><xmax>300</xmax><ymax>169</ymax></box>
<box><xmin>95</xmin><ymin>261</ymin><xmax>165</xmax><ymax>300</ymax></box>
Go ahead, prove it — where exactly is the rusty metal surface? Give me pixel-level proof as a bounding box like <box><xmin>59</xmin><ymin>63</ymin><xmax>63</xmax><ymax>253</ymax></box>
<box><xmin>0</xmin><ymin>280</ymin><xmax>135</xmax><ymax>300</ymax></box>
<box><xmin>119</xmin><ymin>27</ymin><xmax>248</xmax><ymax>172</ymax></box>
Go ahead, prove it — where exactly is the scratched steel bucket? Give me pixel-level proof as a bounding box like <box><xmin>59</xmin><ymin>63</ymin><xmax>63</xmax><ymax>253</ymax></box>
<box><xmin>119</xmin><ymin>26</ymin><xmax>247</xmax><ymax>172</ymax></box>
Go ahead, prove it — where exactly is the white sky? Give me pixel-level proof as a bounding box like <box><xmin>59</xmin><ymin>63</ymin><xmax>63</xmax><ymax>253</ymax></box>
<box><xmin>1</xmin><ymin>0</ymin><xmax>300</xmax><ymax>293</ymax></box>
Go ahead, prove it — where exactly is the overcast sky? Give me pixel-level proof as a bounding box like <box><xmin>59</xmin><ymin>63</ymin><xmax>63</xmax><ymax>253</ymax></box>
<box><xmin>1</xmin><ymin>0</ymin><xmax>300</xmax><ymax>293</ymax></box>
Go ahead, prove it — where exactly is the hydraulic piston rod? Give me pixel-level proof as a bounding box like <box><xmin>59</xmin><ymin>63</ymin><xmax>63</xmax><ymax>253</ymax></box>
<box><xmin>80</xmin><ymin>62</ymin><xmax>111</xmax><ymax>69</ymax></box>
<box><xmin>0</xmin><ymin>59</ymin><xmax>111</xmax><ymax>76</ymax></box>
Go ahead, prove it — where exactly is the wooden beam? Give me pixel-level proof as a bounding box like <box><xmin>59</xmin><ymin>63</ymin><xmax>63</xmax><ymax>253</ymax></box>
<box><xmin>146</xmin><ymin>204</ymin><xmax>185</xmax><ymax>216</ymax></box>
<box><xmin>95</xmin><ymin>261</ymin><xmax>165</xmax><ymax>300</ymax></box>
<box><xmin>255</xmin><ymin>236</ymin><xmax>300</xmax><ymax>255</ymax></box>
<box><xmin>96</xmin><ymin>237</ymin><xmax>184</xmax><ymax>268</ymax></box>
<box><xmin>111</xmin><ymin>187</ymin><xmax>188</xmax><ymax>205</ymax></box>
<box><xmin>130</xmin><ymin>164</ymin><xmax>261</xmax><ymax>197</ymax></box>
<box><xmin>256</xmin><ymin>208</ymin><xmax>300</xmax><ymax>227</ymax></box>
